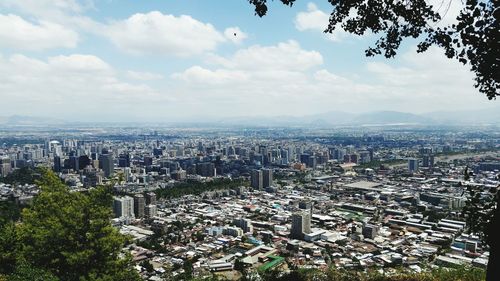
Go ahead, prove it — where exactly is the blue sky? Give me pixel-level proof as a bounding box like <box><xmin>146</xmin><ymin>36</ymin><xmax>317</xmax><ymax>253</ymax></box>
<box><xmin>0</xmin><ymin>0</ymin><xmax>496</xmax><ymax>121</ymax></box>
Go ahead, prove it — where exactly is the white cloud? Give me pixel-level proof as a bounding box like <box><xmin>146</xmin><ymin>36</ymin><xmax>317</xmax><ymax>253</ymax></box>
<box><xmin>295</xmin><ymin>3</ymin><xmax>328</xmax><ymax>32</ymax></box>
<box><xmin>0</xmin><ymin>53</ymin><xmax>167</xmax><ymax>119</ymax></box>
<box><xmin>364</xmin><ymin>46</ymin><xmax>491</xmax><ymax>112</ymax></box>
<box><xmin>171</xmin><ymin>41</ymin><xmax>358</xmax><ymax>115</ymax></box>
<box><xmin>169</xmin><ymin>41</ymin><xmax>491</xmax><ymax>116</ymax></box>
<box><xmin>172</xmin><ymin>66</ymin><xmax>248</xmax><ymax>85</ymax></box>
<box><xmin>0</xmin><ymin>14</ymin><xmax>79</xmax><ymax>50</ymax></box>
<box><xmin>48</xmin><ymin>54</ymin><xmax>111</xmax><ymax>72</ymax></box>
<box><xmin>127</xmin><ymin>70</ymin><xmax>164</xmax><ymax>81</ymax></box>
<box><xmin>0</xmin><ymin>0</ymin><xmax>86</xmax><ymax>19</ymax></box>
<box><xmin>208</xmin><ymin>40</ymin><xmax>323</xmax><ymax>71</ymax></box>
<box><xmin>224</xmin><ymin>27</ymin><xmax>248</xmax><ymax>44</ymax></box>
<box><xmin>106</xmin><ymin>11</ymin><xmax>226</xmax><ymax>57</ymax></box>
<box><xmin>295</xmin><ymin>3</ymin><xmax>348</xmax><ymax>41</ymax></box>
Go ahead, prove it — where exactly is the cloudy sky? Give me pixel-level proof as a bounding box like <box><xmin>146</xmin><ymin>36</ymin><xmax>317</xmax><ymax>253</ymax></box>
<box><xmin>0</xmin><ymin>0</ymin><xmax>496</xmax><ymax>122</ymax></box>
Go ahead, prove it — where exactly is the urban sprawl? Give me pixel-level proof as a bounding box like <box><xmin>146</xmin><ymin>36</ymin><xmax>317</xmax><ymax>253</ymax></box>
<box><xmin>1</xmin><ymin>126</ymin><xmax>499</xmax><ymax>280</ymax></box>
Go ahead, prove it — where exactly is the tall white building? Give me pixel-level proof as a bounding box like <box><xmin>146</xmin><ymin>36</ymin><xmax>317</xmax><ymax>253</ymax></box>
<box><xmin>113</xmin><ymin>196</ymin><xmax>135</xmax><ymax>218</ymax></box>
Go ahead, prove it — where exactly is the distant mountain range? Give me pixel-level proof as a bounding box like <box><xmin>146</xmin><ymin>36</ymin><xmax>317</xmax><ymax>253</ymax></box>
<box><xmin>0</xmin><ymin>108</ymin><xmax>499</xmax><ymax>126</ymax></box>
<box><xmin>215</xmin><ymin>108</ymin><xmax>500</xmax><ymax>126</ymax></box>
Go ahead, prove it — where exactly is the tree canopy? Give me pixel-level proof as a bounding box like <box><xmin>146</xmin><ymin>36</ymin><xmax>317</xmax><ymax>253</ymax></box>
<box><xmin>0</xmin><ymin>168</ymin><xmax>140</xmax><ymax>281</ymax></box>
<box><xmin>249</xmin><ymin>0</ymin><xmax>499</xmax><ymax>99</ymax></box>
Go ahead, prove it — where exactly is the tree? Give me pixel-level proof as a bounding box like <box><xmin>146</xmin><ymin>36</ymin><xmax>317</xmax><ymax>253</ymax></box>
<box><xmin>7</xmin><ymin>263</ymin><xmax>59</xmax><ymax>281</ymax></box>
<box><xmin>461</xmin><ymin>168</ymin><xmax>499</xmax><ymax>281</ymax></box>
<box><xmin>248</xmin><ymin>0</ymin><xmax>499</xmax><ymax>99</ymax></box>
<box><xmin>140</xmin><ymin>260</ymin><xmax>154</xmax><ymax>273</ymax></box>
<box><xmin>15</xmin><ymin>168</ymin><xmax>140</xmax><ymax>281</ymax></box>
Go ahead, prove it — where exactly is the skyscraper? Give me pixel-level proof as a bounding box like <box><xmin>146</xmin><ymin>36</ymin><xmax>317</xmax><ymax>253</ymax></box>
<box><xmin>290</xmin><ymin>211</ymin><xmax>311</xmax><ymax>240</ymax></box>
<box><xmin>145</xmin><ymin>192</ymin><xmax>156</xmax><ymax>205</ymax></box>
<box><xmin>408</xmin><ymin>158</ymin><xmax>419</xmax><ymax>172</ymax></box>
<box><xmin>133</xmin><ymin>194</ymin><xmax>145</xmax><ymax>218</ymax></box>
<box><xmin>99</xmin><ymin>153</ymin><xmax>114</xmax><ymax>177</ymax></box>
<box><xmin>113</xmin><ymin>196</ymin><xmax>134</xmax><ymax>218</ymax></box>
<box><xmin>422</xmin><ymin>154</ymin><xmax>434</xmax><ymax>168</ymax></box>
<box><xmin>251</xmin><ymin>169</ymin><xmax>263</xmax><ymax>190</ymax></box>
<box><xmin>53</xmin><ymin>156</ymin><xmax>61</xmax><ymax>172</ymax></box>
<box><xmin>263</xmin><ymin>168</ymin><xmax>273</xmax><ymax>188</ymax></box>
<box><xmin>0</xmin><ymin>157</ymin><xmax>11</xmax><ymax>177</ymax></box>
<box><xmin>145</xmin><ymin>204</ymin><xmax>157</xmax><ymax>218</ymax></box>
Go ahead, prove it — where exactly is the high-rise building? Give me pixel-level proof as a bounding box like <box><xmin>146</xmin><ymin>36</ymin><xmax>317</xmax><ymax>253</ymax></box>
<box><xmin>290</xmin><ymin>211</ymin><xmax>311</xmax><ymax>240</ymax></box>
<box><xmin>145</xmin><ymin>204</ymin><xmax>157</xmax><ymax>218</ymax></box>
<box><xmin>0</xmin><ymin>157</ymin><xmax>12</xmax><ymax>177</ymax></box>
<box><xmin>251</xmin><ymin>169</ymin><xmax>263</xmax><ymax>190</ymax></box>
<box><xmin>99</xmin><ymin>153</ymin><xmax>114</xmax><ymax>177</ymax></box>
<box><xmin>145</xmin><ymin>192</ymin><xmax>157</xmax><ymax>205</ymax></box>
<box><xmin>118</xmin><ymin>153</ymin><xmax>130</xmax><ymax>167</ymax></box>
<box><xmin>233</xmin><ymin>218</ymin><xmax>253</xmax><ymax>233</ymax></box>
<box><xmin>263</xmin><ymin>169</ymin><xmax>273</xmax><ymax>188</ymax></box>
<box><xmin>113</xmin><ymin>196</ymin><xmax>134</xmax><ymax>218</ymax></box>
<box><xmin>53</xmin><ymin>156</ymin><xmax>61</xmax><ymax>172</ymax></box>
<box><xmin>196</xmin><ymin>162</ymin><xmax>215</xmax><ymax>177</ymax></box>
<box><xmin>299</xmin><ymin>200</ymin><xmax>314</xmax><ymax>217</ymax></box>
<box><xmin>408</xmin><ymin>158</ymin><xmax>419</xmax><ymax>172</ymax></box>
<box><xmin>133</xmin><ymin>194</ymin><xmax>145</xmax><ymax>218</ymax></box>
<box><xmin>422</xmin><ymin>155</ymin><xmax>435</xmax><ymax>168</ymax></box>
<box><xmin>362</xmin><ymin>224</ymin><xmax>379</xmax><ymax>239</ymax></box>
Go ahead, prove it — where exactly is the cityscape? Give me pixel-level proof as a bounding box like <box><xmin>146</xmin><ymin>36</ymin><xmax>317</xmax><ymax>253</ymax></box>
<box><xmin>0</xmin><ymin>0</ymin><xmax>498</xmax><ymax>280</ymax></box>
<box><xmin>1</xmin><ymin>124</ymin><xmax>498</xmax><ymax>280</ymax></box>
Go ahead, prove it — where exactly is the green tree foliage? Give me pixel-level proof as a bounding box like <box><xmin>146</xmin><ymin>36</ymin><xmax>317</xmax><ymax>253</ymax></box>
<box><xmin>1</xmin><ymin>168</ymin><xmax>140</xmax><ymax>281</ymax></box>
<box><xmin>0</xmin><ymin>166</ymin><xmax>41</xmax><ymax>185</ymax></box>
<box><xmin>0</xmin><ymin>201</ymin><xmax>20</xmax><ymax>226</ymax></box>
<box><xmin>248</xmin><ymin>0</ymin><xmax>499</xmax><ymax>99</ymax></box>
<box><xmin>7</xmin><ymin>263</ymin><xmax>59</xmax><ymax>281</ymax></box>
<box><xmin>155</xmin><ymin>178</ymin><xmax>247</xmax><ymax>199</ymax></box>
<box><xmin>0</xmin><ymin>222</ymin><xmax>17</xmax><ymax>274</ymax></box>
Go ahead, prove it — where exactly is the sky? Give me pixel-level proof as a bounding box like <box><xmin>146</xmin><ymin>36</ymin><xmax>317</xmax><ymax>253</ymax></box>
<box><xmin>0</xmin><ymin>0</ymin><xmax>497</xmax><ymax>122</ymax></box>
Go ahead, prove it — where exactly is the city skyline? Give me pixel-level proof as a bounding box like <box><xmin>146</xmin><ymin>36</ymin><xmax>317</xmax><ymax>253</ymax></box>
<box><xmin>0</xmin><ymin>0</ymin><xmax>497</xmax><ymax>121</ymax></box>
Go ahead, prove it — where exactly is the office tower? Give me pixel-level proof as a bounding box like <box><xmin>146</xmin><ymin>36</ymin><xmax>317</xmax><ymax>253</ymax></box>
<box><xmin>362</xmin><ymin>224</ymin><xmax>379</xmax><ymax>239</ymax></box>
<box><xmin>250</xmin><ymin>169</ymin><xmax>263</xmax><ymax>190</ymax></box>
<box><xmin>263</xmin><ymin>169</ymin><xmax>273</xmax><ymax>188</ymax></box>
<box><xmin>307</xmin><ymin>155</ymin><xmax>317</xmax><ymax>169</ymax></box>
<box><xmin>280</xmin><ymin>149</ymin><xmax>289</xmax><ymax>164</ymax></box>
<box><xmin>290</xmin><ymin>211</ymin><xmax>311</xmax><ymax>240</ymax></box>
<box><xmin>133</xmin><ymin>194</ymin><xmax>145</xmax><ymax>218</ymax></box>
<box><xmin>422</xmin><ymin>154</ymin><xmax>435</xmax><ymax>168</ymax></box>
<box><xmin>367</xmin><ymin>147</ymin><xmax>374</xmax><ymax>162</ymax></box>
<box><xmin>53</xmin><ymin>156</ymin><xmax>61</xmax><ymax>172</ymax></box>
<box><xmin>233</xmin><ymin>218</ymin><xmax>253</xmax><ymax>233</ymax></box>
<box><xmin>118</xmin><ymin>153</ymin><xmax>130</xmax><ymax>167</ymax></box>
<box><xmin>196</xmin><ymin>162</ymin><xmax>215</xmax><ymax>177</ymax></box>
<box><xmin>99</xmin><ymin>153</ymin><xmax>114</xmax><ymax>177</ymax></box>
<box><xmin>69</xmin><ymin>155</ymin><xmax>79</xmax><ymax>171</ymax></box>
<box><xmin>419</xmin><ymin>147</ymin><xmax>433</xmax><ymax>155</ymax></box>
<box><xmin>145</xmin><ymin>204</ymin><xmax>157</xmax><ymax>218</ymax></box>
<box><xmin>143</xmin><ymin>156</ymin><xmax>153</xmax><ymax>166</ymax></box>
<box><xmin>145</xmin><ymin>192</ymin><xmax>157</xmax><ymax>205</ymax></box>
<box><xmin>0</xmin><ymin>157</ymin><xmax>12</xmax><ymax>177</ymax></box>
<box><xmin>408</xmin><ymin>158</ymin><xmax>419</xmax><ymax>172</ymax></box>
<box><xmin>335</xmin><ymin>148</ymin><xmax>346</xmax><ymax>161</ymax></box>
<box><xmin>300</xmin><ymin>154</ymin><xmax>310</xmax><ymax>164</ymax></box>
<box><xmin>113</xmin><ymin>196</ymin><xmax>134</xmax><ymax>218</ymax></box>
<box><xmin>359</xmin><ymin>150</ymin><xmax>371</xmax><ymax>163</ymax></box>
<box><xmin>299</xmin><ymin>200</ymin><xmax>314</xmax><ymax>217</ymax></box>
<box><xmin>78</xmin><ymin>155</ymin><xmax>91</xmax><ymax>169</ymax></box>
